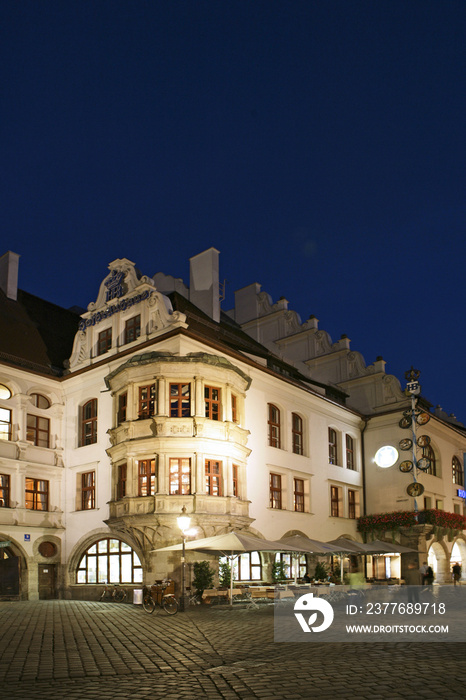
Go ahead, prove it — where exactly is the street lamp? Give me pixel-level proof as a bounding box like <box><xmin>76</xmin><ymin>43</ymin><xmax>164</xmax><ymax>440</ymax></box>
<box><xmin>177</xmin><ymin>506</ymin><xmax>191</xmax><ymax>611</ymax></box>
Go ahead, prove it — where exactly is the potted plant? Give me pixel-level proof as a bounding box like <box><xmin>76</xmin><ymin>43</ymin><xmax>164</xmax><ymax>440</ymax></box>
<box><xmin>272</xmin><ymin>560</ymin><xmax>288</xmax><ymax>583</ymax></box>
<box><xmin>192</xmin><ymin>561</ymin><xmax>215</xmax><ymax>601</ymax></box>
<box><xmin>219</xmin><ymin>561</ymin><xmax>232</xmax><ymax>589</ymax></box>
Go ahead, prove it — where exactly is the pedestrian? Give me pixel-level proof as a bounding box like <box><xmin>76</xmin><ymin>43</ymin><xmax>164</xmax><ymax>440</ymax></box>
<box><xmin>425</xmin><ymin>565</ymin><xmax>434</xmax><ymax>585</ymax></box>
<box><xmin>405</xmin><ymin>561</ymin><xmax>420</xmax><ymax>603</ymax></box>
<box><xmin>452</xmin><ymin>562</ymin><xmax>461</xmax><ymax>586</ymax></box>
<box><xmin>419</xmin><ymin>561</ymin><xmax>428</xmax><ymax>585</ymax></box>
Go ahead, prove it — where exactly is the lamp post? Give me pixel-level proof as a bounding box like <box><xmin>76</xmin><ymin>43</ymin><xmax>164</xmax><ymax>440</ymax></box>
<box><xmin>177</xmin><ymin>506</ymin><xmax>191</xmax><ymax>612</ymax></box>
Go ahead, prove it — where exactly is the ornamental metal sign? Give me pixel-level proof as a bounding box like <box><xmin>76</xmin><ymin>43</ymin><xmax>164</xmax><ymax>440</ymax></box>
<box><xmin>0</xmin><ymin>540</ymin><xmax>11</xmax><ymax>548</ymax></box>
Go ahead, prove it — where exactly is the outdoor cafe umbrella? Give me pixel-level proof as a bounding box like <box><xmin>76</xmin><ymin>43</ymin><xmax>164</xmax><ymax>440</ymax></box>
<box><xmin>360</xmin><ymin>540</ymin><xmax>418</xmax><ymax>555</ymax></box>
<box><xmin>153</xmin><ymin>531</ymin><xmax>302</xmax><ymax>605</ymax></box>
<box><xmin>279</xmin><ymin>534</ymin><xmax>354</xmax><ymax>584</ymax></box>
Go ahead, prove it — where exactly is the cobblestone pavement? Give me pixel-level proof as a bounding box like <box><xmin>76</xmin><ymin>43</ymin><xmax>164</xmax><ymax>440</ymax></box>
<box><xmin>0</xmin><ymin>600</ymin><xmax>464</xmax><ymax>699</ymax></box>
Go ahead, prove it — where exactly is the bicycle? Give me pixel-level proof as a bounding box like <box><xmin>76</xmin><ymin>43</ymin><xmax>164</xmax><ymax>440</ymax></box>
<box><xmin>142</xmin><ymin>580</ymin><xmax>178</xmax><ymax>615</ymax></box>
<box><xmin>99</xmin><ymin>584</ymin><xmax>127</xmax><ymax>603</ymax></box>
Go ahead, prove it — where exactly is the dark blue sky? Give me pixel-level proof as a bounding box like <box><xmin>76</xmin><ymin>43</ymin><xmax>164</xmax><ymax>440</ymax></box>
<box><xmin>2</xmin><ymin>1</ymin><xmax>465</xmax><ymax>420</ymax></box>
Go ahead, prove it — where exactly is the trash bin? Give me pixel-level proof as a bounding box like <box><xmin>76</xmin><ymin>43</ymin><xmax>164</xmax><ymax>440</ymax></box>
<box><xmin>133</xmin><ymin>589</ymin><xmax>143</xmax><ymax>605</ymax></box>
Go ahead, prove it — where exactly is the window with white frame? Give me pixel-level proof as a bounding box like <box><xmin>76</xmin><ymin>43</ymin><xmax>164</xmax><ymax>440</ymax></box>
<box><xmin>348</xmin><ymin>489</ymin><xmax>360</xmax><ymax>519</ymax></box>
<box><xmin>346</xmin><ymin>435</ymin><xmax>355</xmax><ymax>470</ymax></box>
<box><xmin>292</xmin><ymin>413</ymin><xmax>304</xmax><ymax>455</ymax></box>
<box><xmin>328</xmin><ymin>428</ymin><xmax>338</xmax><ymax>465</ymax></box>
<box><xmin>330</xmin><ymin>485</ymin><xmax>342</xmax><ymax>517</ymax></box>
<box><xmin>268</xmin><ymin>404</ymin><xmax>281</xmax><ymax>448</ymax></box>
<box><xmin>76</xmin><ymin>538</ymin><xmax>143</xmax><ymax>584</ymax></box>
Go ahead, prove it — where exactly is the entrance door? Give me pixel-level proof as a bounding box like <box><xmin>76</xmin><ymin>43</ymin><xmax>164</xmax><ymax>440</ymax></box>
<box><xmin>38</xmin><ymin>564</ymin><xmax>55</xmax><ymax>599</ymax></box>
<box><xmin>0</xmin><ymin>556</ymin><xmax>20</xmax><ymax>597</ymax></box>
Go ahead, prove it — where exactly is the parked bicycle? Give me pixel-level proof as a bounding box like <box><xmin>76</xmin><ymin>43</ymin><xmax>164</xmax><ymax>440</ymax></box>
<box><xmin>100</xmin><ymin>584</ymin><xmax>127</xmax><ymax>603</ymax></box>
<box><xmin>142</xmin><ymin>580</ymin><xmax>178</xmax><ymax>615</ymax></box>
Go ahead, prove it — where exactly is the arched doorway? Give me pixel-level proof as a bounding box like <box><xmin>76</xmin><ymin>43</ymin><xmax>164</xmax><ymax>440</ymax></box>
<box><xmin>0</xmin><ymin>539</ymin><xmax>27</xmax><ymax>599</ymax></box>
<box><xmin>427</xmin><ymin>540</ymin><xmax>449</xmax><ymax>583</ymax></box>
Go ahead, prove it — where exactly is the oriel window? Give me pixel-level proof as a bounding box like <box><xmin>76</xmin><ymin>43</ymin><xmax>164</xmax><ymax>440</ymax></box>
<box><xmin>138</xmin><ymin>384</ymin><xmax>156</xmax><ymax>419</ymax></box>
<box><xmin>170</xmin><ymin>383</ymin><xmax>191</xmax><ymax>417</ymax></box>
<box><xmin>138</xmin><ymin>459</ymin><xmax>156</xmax><ymax>496</ymax></box>
<box><xmin>117</xmin><ymin>464</ymin><xmax>127</xmax><ymax>500</ymax></box>
<box><xmin>205</xmin><ymin>459</ymin><xmax>222</xmax><ymax>496</ymax></box>
<box><xmin>169</xmin><ymin>458</ymin><xmax>191</xmax><ymax>495</ymax></box>
<box><xmin>205</xmin><ymin>386</ymin><xmax>221</xmax><ymax>420</ymax></box>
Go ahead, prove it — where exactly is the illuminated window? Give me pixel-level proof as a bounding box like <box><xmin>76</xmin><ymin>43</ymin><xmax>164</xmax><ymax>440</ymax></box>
<box><xmin>452</xmin><ymin>456</ymin><xmax>464</xmax><ymax>486</ymax></box>
<box><xmin>328</xmin><ymin>428</ymin><xmax>338</xmax><ymax>465</ymax></box>
<box><xmin>25</xmin><ymin>478</ymin><xmax>49</xmax><ymax>511</ymax></box>
<box><xmin>205</xmin><ymin>386</ymin><xmax>221</xmax><ymax>420</ymax></box>
<box><xmin>0</xmin><ymin>474</ymin><xmax>10</xmax><ymax>507</ymax></box>
<box><xmin>205</xmin><ymin>459</ymin><xmax>222</xmax><ymax>496</ymax></box>
<box><xmin>98</xmin><ymin>328</ymin><xmax>112</xmax><ymax>356</ymax></box>
<box><xmin>76</xmin><ymin>538</ymin><xmax>143</xmax><ymax>584</ymax></box>
<box><xmin>0</xmin><ymin>407</ymin><xmax>12</xmax><ymax>441</ymax></box>
<box><xmin>27</xmin><ymin>414</ymin><xmax>50</xmax><ymax>448</ymax></box>
<box><xmin>348</xmin><ymin>489</ymin><xmax>360</xmax><ymax>519</ymax></box>
<box><xmin>0</xmin><ymin>384</ymin><xmax>11</xmax><ymax>400</ymax></box>
<box><xmin>118</xmin><ymin>393</ymin><xmax>127</xmax><ymax>424</ymax></box>
<box><xmin>292</xmin><ymin>413</ymin><xmax>303</xmax><ymax>455</ymax></box>
<box><xmin>294</xmin><ymin>478</ymin><xmax>304</xmax><ymax>512</ymax></box>
<box><xmin>169</xmin><ymin>458</ymin><xmax>191</xmax><ymax>495</ymax></box>
<box><xmin>274</xmin><ymin>552</ymin><xmax>292</xmax><ymax>579</ymax></box>
<box><xmin>138</xmin><ymin>384</ymin><xmax>156</xmax><ymax>419</ymax></box>
<box><xmin>346</xmin><ymin>435</ymin><xmax>355</xmax><ymax>470</ymax></box>
<box><xmin>270</xmin><ymin>473</ymin><xmax>282</xmax><ymax>509</ymax></box>
<box><xmin>170</xmin><ymin>383</ymin><xmax>191</xmax><ymax>417</ymax></box>
<box><xmin>81</xmin><ymin>399</ymin><xmax>97</xmax><ymax>446</ymax></box>
<box><xmin>268</xmin><ymin>404</ymin><xmax>280</xmax><ymax>448</ymax></box>
<box><xmin>229</xmin><ymin>551</ymin><xmax>262</xmax><ymax>581</ymax></box>
<box><xmin>81</xmin><ymin>471</ymin><xmax>95</xmax><ymax>510</ymax></box>
<box><xmin>125</xmin><ymin>315</ymin><xmax>141</xmax><ymax>344</ymax></box>
<box><xmin>117</xmin><ymin>463</ymin><xmax>127</xmax><ymax>500</ymax></box>
<box><xmin>138</xmin><ymin>459</ymin><xmax>156</xmax><ymax>496</ymax></box>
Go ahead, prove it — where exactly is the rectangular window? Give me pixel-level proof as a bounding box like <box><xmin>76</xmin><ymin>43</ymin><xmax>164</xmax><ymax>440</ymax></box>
<box><xmin>205</xmin><ymin>459</ymin><xmax>222</xmax><ymax>496</ymax></box>
<box><xmin>330</xmin><ymin>485</ymin><xmax>341</xmax><ymax>517</ymax></box>
<box><xmin>232</xmin><ymin>464</ymin><xmax>238</xmax><ymax>497</ymax></box>
<box><xmin>117</xmin><ymin>464</ymin><xmax>127</xmax><ymax>500</ymax></box>
<box><xmin>454</xmin><ymin>504</ymin><xmax>461</xmax><ymax>515</ymax></box>
<box><xmin>98</xmin><ymin>328</ymin><xmax>112</xmax><ymax>356</ymax></box>
<box><xmin>0</xmin><ymin>474</ymin><xmax>10</xmax><ymax>507</ymax></box>
<box><xmin>294</xmin><ymin>478</ymin><xmax>305</xmax><ymax>512</ymax></box>
<box><xmin>169</xmin><ymin>458</ymin><xmax>191</xmax><ymax>495</ymax></box>
<box><xmin>348</xmin><ymin>489</ymin><xmax>360</xmax><ymax>519</ymax></box>
<box><xmin>205</xmin><ymin>386</ymin><xmax>221</xmax><ymax>420</ymax></box>
<box><xmin>81</xmin><ymin>399</ymin><xmax>97</xmax><ymax>446</ymax></box>
<box><xmin>138</xmin><ymin>459</ymin><xmax>156</xmax><ymax>496</ymax></box>
<box><xmin>138</xmin><ymin>384</ymin><xmax>156</xmax><ymax>419</ymax></box>
<box><xmin>169</xmin><ymin>383</ymin><xmax>191</xmax><ymax>417</ymax></box>
<box><xmin>424</xmin><ymin>496</ymin><xmax>432</xmax><ymax>510</ymax></box>
<box><xmin>118</xmin><ymin>393</ymin><xmax>127</xmax><ymax>424</ymax></box>
<box><xmin>270</xmin><ymin>473</ymin><xmax>282</xmax><ymax>509</ymax></box>
<box><xmin>25</xmin><ymin>478</ymin><xmax>49</xmax><ymax>511</ymax></box>
<box><xmin>436</xmin><ymin>499</ymin><xmax>443</xmax><ymax>510</ymax></box>
<box><xmin>125</xmin><ymin>315</ymin><xmax>141</xmax><ymax>344</ymax></box>
<box><xmin>328</xmin><ymin>428</ymin><xmax>338</xmax><ymax>465</ymax></box>
<box><xmin>231</xmin><ymin>394</ymin><xmax>238</xmax><ymax>423</ymax></box>
<box><xmin>81</xmin><ymin>471</ymin><xmax>95</xmax><ymax>510</ymax></box>
<box><xmin>0</xmin><ymin>407</ymin><xmax>12</xmax><ymax>441</ymax></box>
<box><xmin>26</xmin><ymin>414</ymin><xmax>50</xmax><ymax>448</ymax></box>
<box><xmin>292</xmin><ymin>413</ymin><xmax>303</xmax><ymax>455</ymax></box>
<box><xmin>346</xmin><ymin>435</ymin><xmax>355</xmax><ymax>470</ymax></box>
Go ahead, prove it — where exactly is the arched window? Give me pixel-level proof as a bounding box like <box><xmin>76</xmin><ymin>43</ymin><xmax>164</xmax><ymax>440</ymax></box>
<box><xmin>292</xmin><ymin>413</ymin><xmax>303</xmax><ymax>455</ymax></box>
<box><xmin>424</xmin><ymin>445</ymin><xmax>437</xmax><ymax>476</ymax></box>
<box><xmin>452</xmin><ymin>456</ymin><xmax>464</xmax><ymax>486</ymax></box>
<box><xmin>268</xmin><ymin>404</ymin><xmax>281</xmax><ymax>448</ymax></box>
<box><xmin>81</xmin><ymin>399</ymin><xmax>98</xmax><ymax>446</ymax></box>
<box><xmin>328</xmin><ymin>428</ymin><xmax>338</xmax><ymax>465</ymax></box>
<box><xmin>76</xmin><ymin>538</ymin><xmax>143</xmax><ymax>584</ymax></box>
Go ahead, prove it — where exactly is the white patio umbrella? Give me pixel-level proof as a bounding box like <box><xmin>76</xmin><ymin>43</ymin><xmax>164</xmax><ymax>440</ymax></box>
<box><xmin>278</xmin><ymin>534</ymin><xmax>354</xmax><ymax>584</ymax></box>
<box><xmin>153</xmin><ymin>531</ymin><xmax>302</xmax><ymax>605</ymax></box>
<box><xmin>361</xmin><ymin>540</ymin><xmax>418</xmax><ymax>555</ymax></box>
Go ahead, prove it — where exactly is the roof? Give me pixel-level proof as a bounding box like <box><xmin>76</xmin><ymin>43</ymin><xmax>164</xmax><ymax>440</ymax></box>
<box><xmin>0</xmin><ymin>288</ymin><xmax>80</xmax><ymax>376</ymax></box>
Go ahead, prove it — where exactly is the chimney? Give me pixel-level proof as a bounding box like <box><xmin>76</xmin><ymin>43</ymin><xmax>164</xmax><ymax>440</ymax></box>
<box><xmin>0</xmin><ymin>251</ymin><xmax>20</xmax><ymax>301</ymax></box>
<box><xmin>189</xmin><ymin>248</ymin><xmax>220</xmax><ymax>323</ymax></box>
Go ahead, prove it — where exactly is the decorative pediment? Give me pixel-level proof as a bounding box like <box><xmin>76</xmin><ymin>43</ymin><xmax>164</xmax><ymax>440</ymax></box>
<box><xmin>88</xmin><ymin>258</ymin><xmax>150</xmax><ymax>312</ymax></box>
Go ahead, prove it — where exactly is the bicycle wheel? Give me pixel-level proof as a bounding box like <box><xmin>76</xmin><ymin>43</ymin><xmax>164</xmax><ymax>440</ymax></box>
<box><xmin>162</xmin><ymin>595</ymin><xmax>178</xmax><ymax>615</ymax></box>
<box><xmin>142</xmin><ymin>592</ymin><xmax>156</xmax><ymax>613</ymax></box>
<box><xmin>114</xmin><ymin>587</ymin><xmax>126</xmax><ymax>603</ymax></box>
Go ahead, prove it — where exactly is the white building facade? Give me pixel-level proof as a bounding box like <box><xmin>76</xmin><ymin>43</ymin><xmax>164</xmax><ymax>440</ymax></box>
<box><xmin>0</xmin><ymin>248</ymin><xmax>464</xmax><ymax>600</ymax></box>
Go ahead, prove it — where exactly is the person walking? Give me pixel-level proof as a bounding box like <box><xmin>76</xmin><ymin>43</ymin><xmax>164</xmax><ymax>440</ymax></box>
<box><xmin>452</xmin><ymin>562</ymin><xmax>461</xmax><ymax>586</ymax></box>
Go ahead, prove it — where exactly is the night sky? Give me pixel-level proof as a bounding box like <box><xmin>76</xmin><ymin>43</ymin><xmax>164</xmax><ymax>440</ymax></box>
<box><xmin>2</xmin><ymin>2</ymin><xmax>465</xmax><ymax>420</ymax></box>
